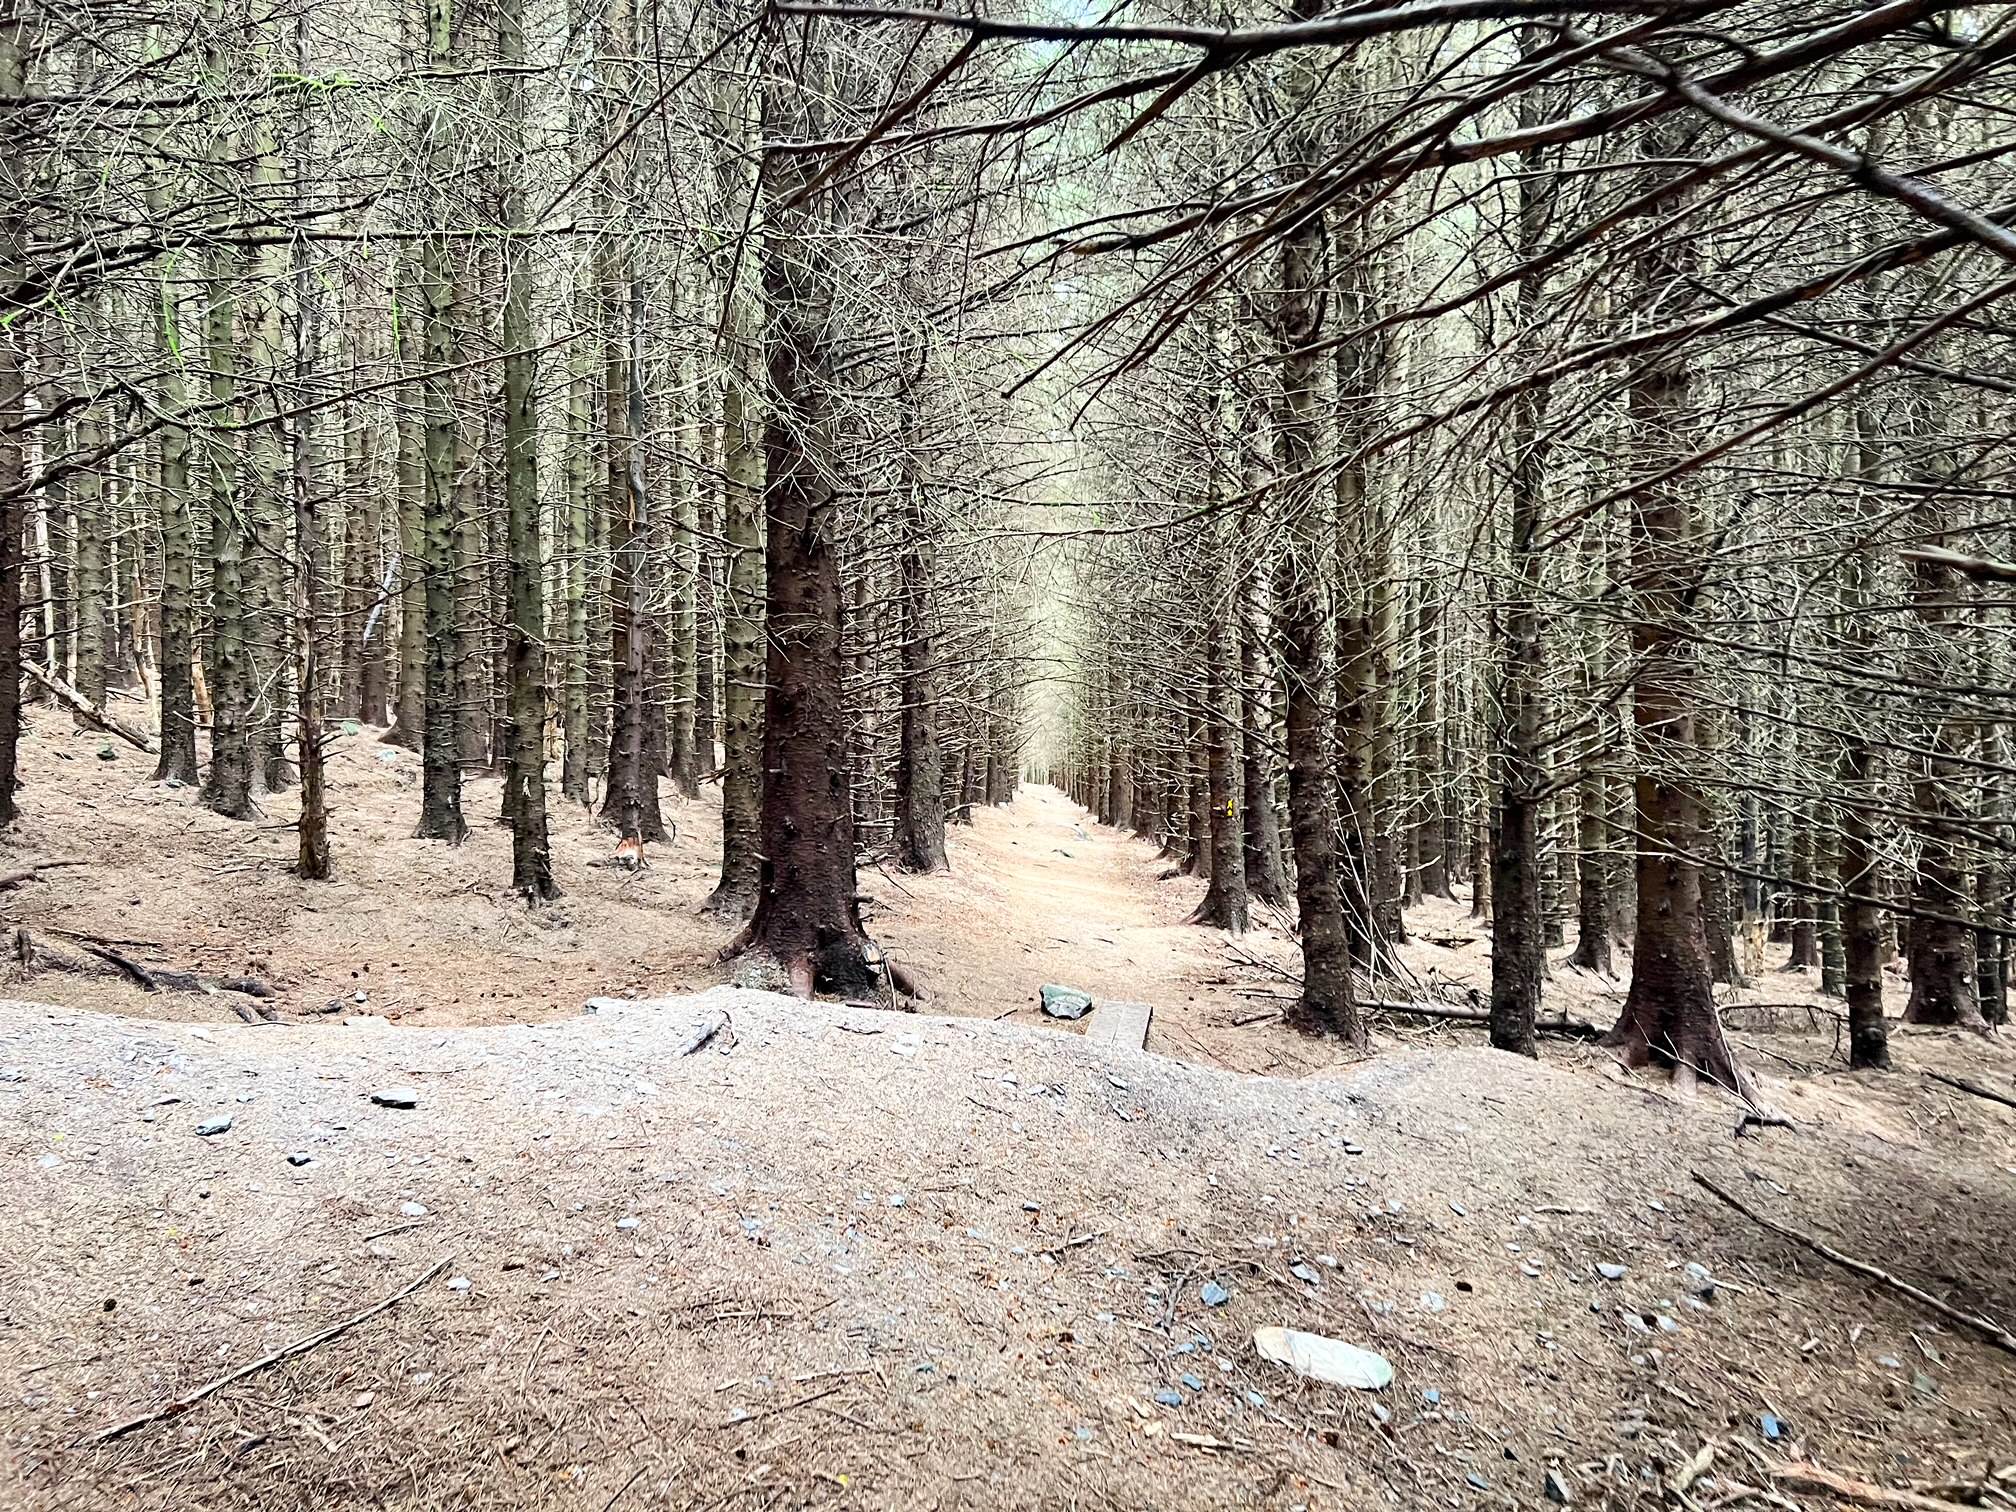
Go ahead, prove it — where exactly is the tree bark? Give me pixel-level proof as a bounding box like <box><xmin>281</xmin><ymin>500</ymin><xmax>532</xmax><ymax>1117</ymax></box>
<box><xmin>1271</xmin><ymin>0</ymin><xmax>1361</xmax><ymax>1045</ymax></box>
<box><xmin>742</xmin><ymin>34</ymin><xmax>875</xmax><ymax>998</ymax></box>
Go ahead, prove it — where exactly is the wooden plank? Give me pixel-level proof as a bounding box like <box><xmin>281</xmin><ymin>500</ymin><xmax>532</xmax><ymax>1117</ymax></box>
<box><xmin>1085</xmin><ymin>999</ymin><xmax>1153</xmax><ymax>1050</ymax></box>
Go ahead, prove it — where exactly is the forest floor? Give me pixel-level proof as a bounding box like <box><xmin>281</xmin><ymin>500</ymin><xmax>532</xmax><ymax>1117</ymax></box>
<box><xmin>1</xmin><ymin>715</ymin><xmax>2014</xmax><ymax>1509</ymax></box>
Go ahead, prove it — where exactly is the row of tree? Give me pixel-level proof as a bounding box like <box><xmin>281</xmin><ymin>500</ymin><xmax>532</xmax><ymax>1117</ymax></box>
<box><xmin>6</xmin><ymin>0</ymin><xmax>2016</xmax><ymax>1089</ymax></box>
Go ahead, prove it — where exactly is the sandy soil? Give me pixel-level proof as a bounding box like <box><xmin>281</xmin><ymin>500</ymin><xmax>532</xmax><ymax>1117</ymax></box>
<box><xmin>3</xmin><ymin>715</ymin><xmax>2016</xmax><ymax>1510</ymax></box>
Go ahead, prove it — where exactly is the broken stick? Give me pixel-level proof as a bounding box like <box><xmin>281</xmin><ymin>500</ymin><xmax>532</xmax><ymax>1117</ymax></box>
<box><xmin>0</xmin><ymin>859</ymin><xmax>86</xmax><ymax>892</ymax></box>
<box><xmin>92</xmin><ymin>1255</ymin><xmax>454</xmax><ymax>1442</ymax></box>
<box><xmin>24</xmin><ymin>661</ymin><xmax>156</xmax><ymax>753</ymax></box>
<box><xmin>1693</xmin><ymin>1172</ymin><xmax>2016</xmax><ymax>1355</ymax></box>
<box><xmin>1774</xmin><ymin>1462</ymin><xmax>1976</xmax><ymax>1512</ymax></box>
<box><xmin>1924</xmin><ymin>1070</ymin><xmax>2016</xmax><ymax>1112</ymax></box>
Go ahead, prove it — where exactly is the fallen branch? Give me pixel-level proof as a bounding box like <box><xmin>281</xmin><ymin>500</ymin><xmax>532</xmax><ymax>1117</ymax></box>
<box><xmin>0</xmin><ymin>859</ymin><xmax>87</xmax><ymax>891</ymax></box>
<box><xmin>24</xmin><ymin>661</ymin><xmax>156</xmax><ymax>753</ymax></box>
<box><xmin>1774</xmin><ymin>1462</ymin><xmax>1976</xmax><ymax>1512</ymax></box>
<box><xmin>13</xmin><ymin>927</ymin><xmax>276</xmax><ymax>999</ymax></box>
<box><xmin>675</xmin><ymin>1010</ymin><xmax>731</xmax><ymax>1057</ymax></box>
<box><xmin>92</xmin><ymin>1255</ymin><xmax>454</xmax><ymax>1442</ymax></box>
<box><xmin>1693</xmin><ymin>1172</ymin><xmax>2016</xmax><ymax>1355</ymax></box>
<box><xmin>1364</xmin><ymin>999</ymin><xmax>1603</xmax><ymax>1039</ymax></box>
<box><xmin>1924</xmin><ymin>1070</ymin><xmax>2016</xmax><ymax>1111</ymax></box>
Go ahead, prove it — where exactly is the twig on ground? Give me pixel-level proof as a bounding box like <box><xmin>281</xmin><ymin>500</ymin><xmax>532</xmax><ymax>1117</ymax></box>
<box><xmin>675</xmin><ymin>1011</ymin><xmax>730</xmax><ymax>1057</ymax></box>
<box><xmin>0</xmin><ymin>859</ymin><xmax>87</xmax><ymax>891</ymax></box>
<box><xmin>91</xmin><ymin>1255</ymin><xmax>454</xmax><ymax>1442</ymax></box>
<box><xmin>1924</xmin><ymin>1071</ymin><xmax>2016</xmax><ymax>1111</ymax></box>
<box><xmin>1693</xmin><ymin>1172</ymin><xmax>2016</xmax><ymax>1354</ymax></box>
<box><xmin>716</xmin><ymin>1382</ymin><xmax>842</xmax><ymax>1430</ymax></box>
<box><xmin>1774</xmin><ymin>1462</ymin><xmax>1978</xmax><ymax>1512</ymax></box>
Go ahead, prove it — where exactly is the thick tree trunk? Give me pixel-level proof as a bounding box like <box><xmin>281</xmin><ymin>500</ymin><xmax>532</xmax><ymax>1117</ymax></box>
<box><xmin>1271</xmin><ymin>11</ymin><xmax>1361</xmax><ymax>1044</ymax></box>
<box><xmin>741</xmin><ymin>48</ymin><xmax>875</xmax><ymax>998</ymax></box>
<box><xmin>1603</xmin><ymin>133</ymin><xmax>1747</xmax><ymax>1097</ymax></box>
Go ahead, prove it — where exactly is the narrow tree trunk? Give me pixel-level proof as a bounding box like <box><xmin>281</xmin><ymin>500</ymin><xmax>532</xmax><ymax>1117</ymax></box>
<box><xmin>706</xmin><ymin>72</ymin><xmax>765</xmax><ymax>916</ymax></box>
<box><xmin>499</xmin><ymin>0</ymin><xmax>555</xmax><ymax>899</ymax></box>
<box><xmin>200</xmin><ymin>241</ymin><xmax>256</xmax><ymax>820</ymax></box>
<box><xmin>0</xmin><ymin>4</ymin><xmax>22</xmax><ymax>824</ymax></box>
<box><xmin>414</xmin><ymin>0</ymin><xmax>466</xmax><ymax>843</ymax></box>
<box><xmin>892</xmin><ymin>388</ymin><xmax>946</xmax><ymax>873</ymax></box>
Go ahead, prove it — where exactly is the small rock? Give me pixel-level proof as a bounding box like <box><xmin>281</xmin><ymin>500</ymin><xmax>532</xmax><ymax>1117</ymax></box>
<box><xmin>1343</xmin><ymin>1143</ymin><xmax>1365</xmax><ymax>1156</ymax></box>
<box><xmin>196</xmin><ymin>1115</ymin><xmax>234</xmax><ymax>1137</ymax></box>
<box><xmin>1021</xmin><ymin>1200</ymin><xmax>1042</xmax><ymax>1212</ymax></box>
<box><xmin>1448</xmin><ymin>1200</ymin><xmax>1467</xmax><ymax>1216</ymax></box>
<box><xmin>400</xmin><ymin>1201</ymin><xmax>429</xmax><ymax>1217</ymax></box>
<box><xmin>446</xmin><ymin>1276</ymin><xmax>470</xmax><ymax>1292</ymax></box>
<box><xmin>0</xmin><ymin>1067</ymin><xmax>24</xmax><ymax>1083</ymax></box>
<box><xmin>1466</xmin><ymin>1473</ymin><xmax>1491</xmax><ymax>1492</ymax></box>
<box><xmin>1253</xmin><ymin>1327</ymin><xmax>1394</xmax><ymax>1391</ymax></box>
<box><xmin>1245</xmin><ymin>1390</ymin><xmax>1267</xmax><ymax>1408</ymax></box>
<box><xmin>353</xmin><ymin>1390</ymin><xmax>375</xmax><ymax>1408</ymax></box>
<box><xmin>1073</xmin><ymin>1426</ymin><xmax>1094</xmax><ymax>1442</ymax></box>
<box><xmin>1656</xmin><ymin>1314</ymin><xmax>1680</xmax><ymax>1333</ymax></box>
<box><xmin>370</xmin><ymin>1087</ymin><xmax>420</xmax><ymax>1109</ymax></box>
<box><xmin>1039</xmin><ymin>984</ymin><xmax>1094</xmax><ymax>1020</ymax></box>
<box><xmin>1596</xmin><ymin>1262</ymin><xmax>1627</xmax><ymax>1281</ymax></box>
<box><xmin>616</xmin><ymin>1217</ymin><xmax>640</xmax><ymax>1230</ymax></box>
<box><xmin>286</xmin><ymin>1152</ymin><xmax>312</xmax><ymax>1167</ymax></box>
<box><xmin>1619</xmin><ymin>1309</ymin><xmax>1652</xmax><ymax>1334</ymax></box>
<box><xmin>38</xmin><ymin>1152</ymin><xmax>59</xmax><ymax>1169</ymax></box>
<box><xmin>891</xmin><ymin>1034</ymin><xmax>921</xmax><ymax>1057</ymax></box>
<box><xmin>1759</xmin><ymin>1413</ymin><xmax>1785</xmax><ymax>1441</ymax></box>
<box><xmin>368</xmin><ymin>1244</ymin><xmax>396</xmax><ymax>1260</ymax></box>
<box><xmin>1544</xmin><ymin>1467</ymin><xmax>1575</xmax><ymax>1504</ymax></box>
<box><xmin>1422</xmin><ymin>1387</ymin><xmax>1441</xmax><ymax>1405</ymax></box>
<box><xmin>1154</xmin><ymin>1388</ymin><xmax>1184</xmax><ymax>1408</ymax></box>
<box><xmin>1200</xmin><ymin>1280</ymin><xmax>1230</xmax><ymax>1307</ymax></box>
<box><xmin>1418</xmin><ymin>1291</ymin><xmax>1446</xmax><ymax>1313</ymax></box>
<box><xmin>1290</xmin><ymin>1261</ymin><xmax>1321</xmax><ymax>1285</ymax></box>
<box><xmin>1912</xmin><ymin>1371</ymin><xmax>1938</xmax><ymax>1396</ymax></box>
<box><xmin>1180</xmin><ymin>1372</ymin><xmax>1204</xmax><ymax>1391</ymax></box>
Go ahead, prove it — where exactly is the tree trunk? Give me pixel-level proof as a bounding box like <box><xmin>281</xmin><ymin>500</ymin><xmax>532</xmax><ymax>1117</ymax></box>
<box><xmin>0</xmin><ymin>5</ymin><xmax>22</xmax><ymax>825</ymax></box>
<box><xmin>414</xmin><ymin>0</ymin><xmax>466</xmax><ymax>843</ymax></box>
<box><xmin>893</xmin><ymin>386</ymin><xmax>946</xmax><ymax>873</ymax></box>
<box><xmin>1603</xmin><ymin>131</ymin><xmax>1747</xmax><ymax>1097</ymax></box>
<box><xmin>1271</xmin><ymin>5</ymin><xmax>1361</xmax><ymax>1045</ymax></box>
<box><xmin>499</xmin><ymin>0</ymin><xmax>555</xmax><ymax>900</ymax></box>
<box><xmin>741</xmin><ymin>42</ymin><xmax>875</xmax><ymax>998</ymax></box>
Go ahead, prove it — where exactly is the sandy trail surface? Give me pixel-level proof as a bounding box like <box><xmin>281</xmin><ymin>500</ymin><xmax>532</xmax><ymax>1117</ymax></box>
<box><xmin>2</xmin><ymin>721</ymin><xmax>2014</xmax><ymax>1508</ymax></box>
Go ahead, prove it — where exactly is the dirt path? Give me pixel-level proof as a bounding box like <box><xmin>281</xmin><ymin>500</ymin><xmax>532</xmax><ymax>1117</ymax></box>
<box><xmin>869</xmin><ymin>785</ymin><xmax>1345</xmax><ymax>1073</ymax></box>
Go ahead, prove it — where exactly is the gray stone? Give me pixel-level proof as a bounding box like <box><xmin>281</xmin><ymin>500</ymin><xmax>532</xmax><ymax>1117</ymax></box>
<box><xmin>1544</xmin><ymin>1468</ymin><xmax>1574</xmax><ymax>1504</ymax></box>
<box><xmin>1039</xmin><ymin>984</ymin><xmax>1094</xmax><ymax>1020</ymax></box>
<box><xmin>287</xmin><ymin>1152</ymin><xmax>312</xmax><ymax>1167</ymax></box>
<box><xmin>1154</xmin><ymin>1387</ymin><xmax>1184</xmax><ymax>1407</ymax></box>
<box><xmin>1200</xmin><ymin>1280</ymin><xmax>1230</xmax><ymax>1307</ymax></box>
<box><xmin>0</xmin><ymin>1067</ymin><xmax>24</xmax><ymax>1083</ymax></box>
<box><xmin>370</xmin><ymin>1087</ymin><xmax>420</xmax><ymax>1109</ymax></box>
<box><xmin>1596</xmin><ymin>1262</ymin><xmax>1627</xmax><ymax>1281</ymax></box>
<box><xmin>196</xmin><ymin>1115</ymin><xmax>234</xmax><ymax>1136</ymax></box>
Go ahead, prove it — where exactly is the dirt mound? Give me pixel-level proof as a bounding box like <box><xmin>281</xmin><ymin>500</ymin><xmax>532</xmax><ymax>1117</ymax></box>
<box><xmin>3</xmin><ymin>989</ymin><xmax>2010</xmax><ymax>1510</ymax></box>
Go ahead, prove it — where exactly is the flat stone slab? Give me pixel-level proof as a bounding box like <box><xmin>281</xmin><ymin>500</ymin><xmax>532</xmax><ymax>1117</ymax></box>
<box><xmin>1085</xmin><ymin>999</ymin><xmax>1153</xmax><ymax>1050</ymax></box>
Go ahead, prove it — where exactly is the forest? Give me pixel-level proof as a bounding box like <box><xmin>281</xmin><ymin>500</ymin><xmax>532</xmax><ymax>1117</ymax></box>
<box><xmin>4</xmin><ymin>0</ymin><xmax>2016</xmax><ymax>1503</ymax></box>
